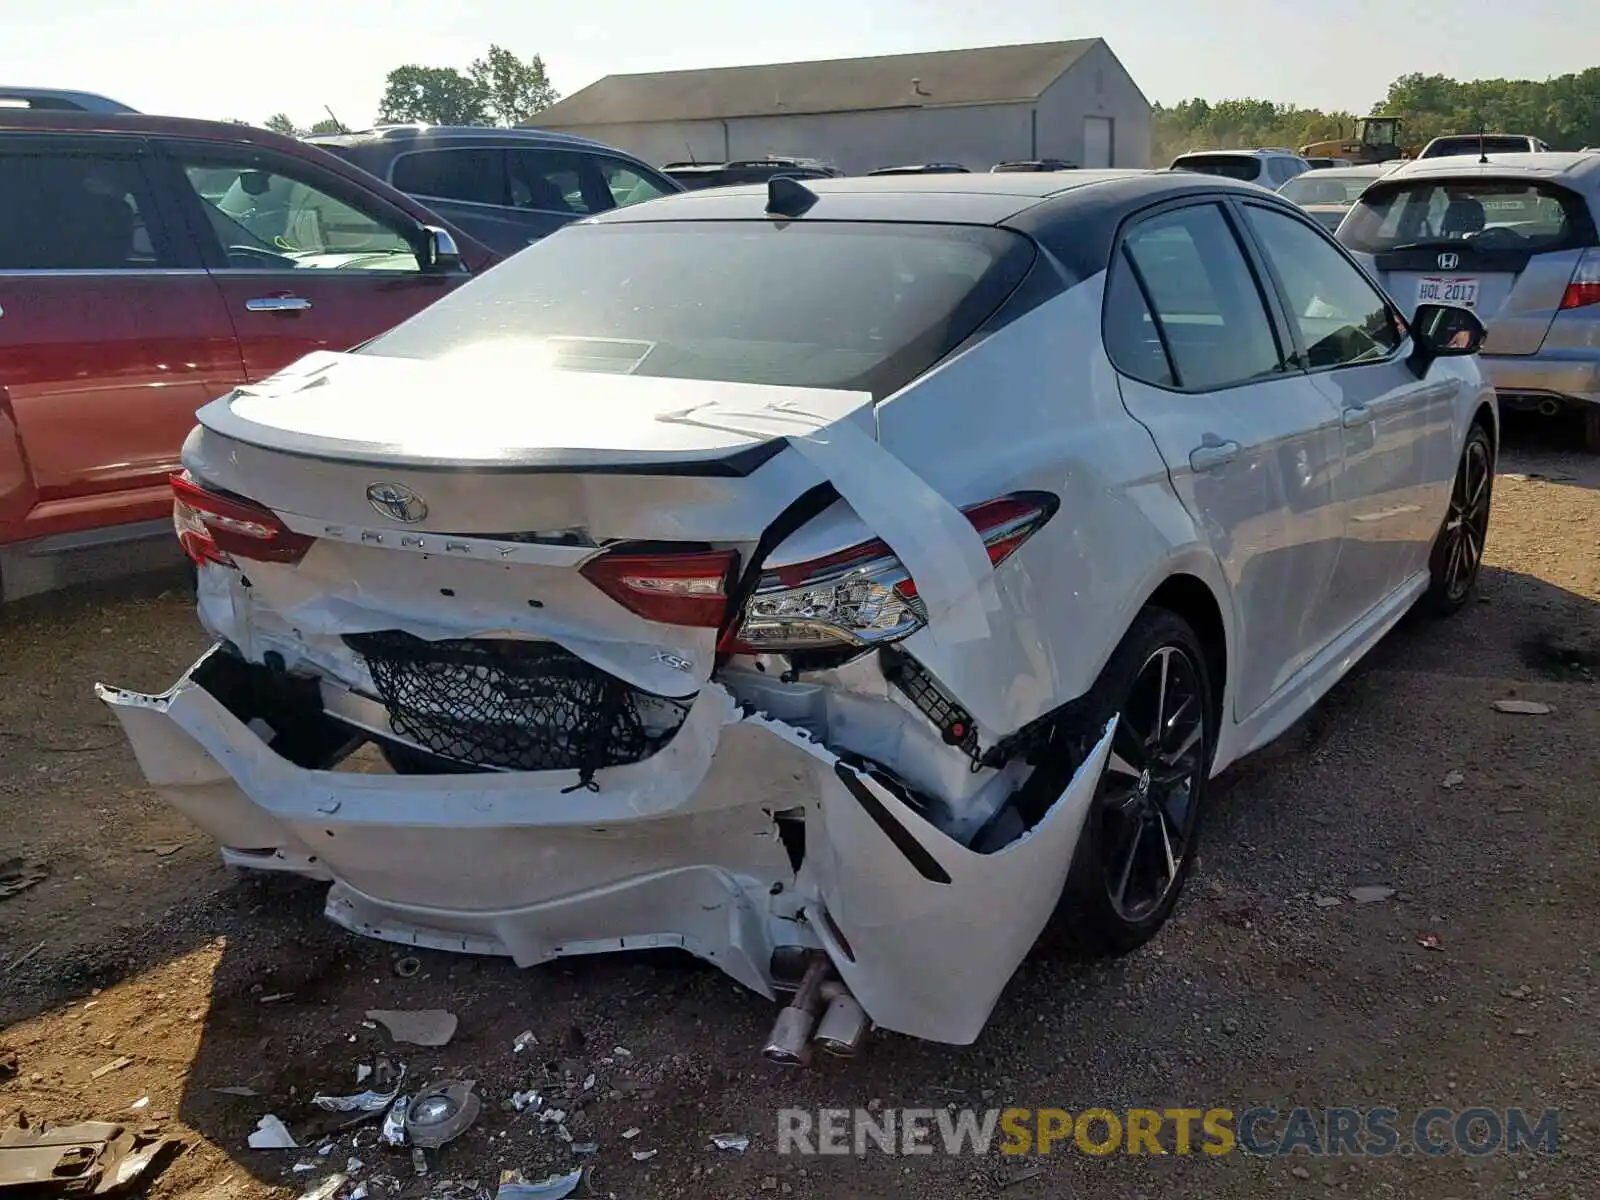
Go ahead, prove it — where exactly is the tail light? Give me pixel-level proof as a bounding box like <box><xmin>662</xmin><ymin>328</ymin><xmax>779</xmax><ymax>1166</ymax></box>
<box><xmin>579</xmin><ymin>548</ymin><xmax>739</xmax><ymax>628</ymax></box>
<box><xmin>171</xmin><ymin>471</ymin><xmax>315</xmax><ymax>567</ymax></box>
<box><xmin>1560</xmin><ymin>249</ymin><xmax>1600</xmax><ymax>310</ymax></box>
<box><xmin>725</xmin><ymin>492</ymin><xmax>1056</xmax><ymax>653</ymax></box>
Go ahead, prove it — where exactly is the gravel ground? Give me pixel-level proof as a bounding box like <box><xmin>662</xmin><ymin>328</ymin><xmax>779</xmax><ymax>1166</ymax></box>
<box><xmin>2</xmin><ymin>417</ymin><xmax>1596</xmax><ymax>1200</ymax></box>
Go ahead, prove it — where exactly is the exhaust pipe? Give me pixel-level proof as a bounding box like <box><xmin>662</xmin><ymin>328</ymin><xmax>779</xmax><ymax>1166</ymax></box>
<box><xmin>813</xmin><ymin>983</ymin><xmax>869</xmax><ymax>1057</ymax></box>
<box><xmin>762</xmin><ymin>953</ymin><xmax>829</xmax><ymax>1066</ymax></box>
<box><xmin>1538</xmin><ymin>398</ymin><xmax>1561</xmax><ymax>417</ymax></box>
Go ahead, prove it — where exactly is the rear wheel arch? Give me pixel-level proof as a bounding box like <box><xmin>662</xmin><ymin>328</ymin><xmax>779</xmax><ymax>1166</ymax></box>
<box><xmin>1471</xmin><ymin>399</ymin><xmax>1498</xmax><ymax>455</ymax></box>
<box><xmin>1143</xmin><ymin>573</ymin><xmax>1228</xmax><ymax>728</ymax></box>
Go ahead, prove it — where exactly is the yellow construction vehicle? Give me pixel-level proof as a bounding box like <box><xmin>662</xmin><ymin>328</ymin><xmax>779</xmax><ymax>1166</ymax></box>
<box><xmin>1299</xmin><ymin>116</ymin><xmax>1408</xmax><ymax>165</ymax></box>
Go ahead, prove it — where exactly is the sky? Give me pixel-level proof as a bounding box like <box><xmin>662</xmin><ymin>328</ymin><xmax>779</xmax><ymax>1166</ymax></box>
<box><xmin>3</xmin><ymin>0</ymin><xmax>1596</xmax><ymax>129</ymax></box>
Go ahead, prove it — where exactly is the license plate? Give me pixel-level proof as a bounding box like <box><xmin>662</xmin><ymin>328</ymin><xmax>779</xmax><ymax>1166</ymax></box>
<box><xmin>1417</xmin><ymin>276</ymin><xmax>1479</xmax><ymax>308</ymax></box>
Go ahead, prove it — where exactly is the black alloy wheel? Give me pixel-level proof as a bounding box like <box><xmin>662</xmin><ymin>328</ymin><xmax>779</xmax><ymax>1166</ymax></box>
<box><xmin>1424</xmin><ymin>423</ymin><xmax>1494</xmax><ymax>615</ymax></box>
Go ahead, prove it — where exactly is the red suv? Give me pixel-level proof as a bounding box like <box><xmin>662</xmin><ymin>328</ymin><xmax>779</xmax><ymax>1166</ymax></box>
<box><xmin>0</xmin><ymin>111</ymin><xmax>496</xmax><ymax>601</ymax></box>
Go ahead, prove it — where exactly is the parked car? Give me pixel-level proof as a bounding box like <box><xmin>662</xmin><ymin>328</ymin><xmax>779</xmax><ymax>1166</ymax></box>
<box><xmin>0</xmin><ymin>87</ymin><xmax>136</xmax><ymax>113</ymax></box>
<box><xmin>1418</xmin><ymin>133</ymin><xmax>1551</xmax><ymax>159</ymax></box>
<box><xmin>1302</xmin><ymin>156</ymin><xmax>1352</xmax><ymax>170</ymax></box>
<box><xmin>1338</xmin><ymin>152</ymin><xmax>1600</xmax><ymax>449</ymax></box>
<box><xmin>866</xmin><ymin>163</ymin><xmax>970</xmax><ymax>176</ymax></box>
<box><xmin>662</xmin><ymin>158</ymin><xmax>840</xmax><ymax>190</ymax></box>
<box><xmin>101</xmin><ymin>169</ymin><xmax>1496</xmax><ymax>1058</ymax></box>
<box><xmin>0</xmin><ymin>110</ymin><xmax>496</xmax><ymax>601</ymax></box>
<box><xmin>990</xmin><ymin>158</ymin><xmax>1076</xmax><ymax>172</ymax></box>
<box><xmin>306</xmin><ymin>126</ymin><xmax>681</xmax><ymax>258</ymax></box>
<box><xmin>1277</xmin><ymin>162</ymin><xmax>1395</xmax><ymax>232</ymax></box>
<box><xmin>1170</xmin><ymin>149</ymin><xmax>1311</xmax><ymax>188</ymax></box>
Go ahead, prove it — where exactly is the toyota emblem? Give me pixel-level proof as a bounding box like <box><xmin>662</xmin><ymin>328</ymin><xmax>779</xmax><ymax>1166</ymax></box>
<box><xmin>1437</xmin><ymin>252</ymin><xmax>1460</xmax><ymax>271</ymax></box>
<box><xmin>366</xmin><ymin>482</ymin><xmax>428</xmax><ymax>523</ymax></box>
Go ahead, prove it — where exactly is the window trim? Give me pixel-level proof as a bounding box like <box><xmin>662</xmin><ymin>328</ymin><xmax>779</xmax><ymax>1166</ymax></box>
<box><xmin>1100</xmin><ymin>195</ymin><xmax>1297</xmax><ymax>395</ymax></box>
<box><xmin>388</xmin><ymin>146</ymin><xmax>511</xmax><ymax>209</ymax></box>
<box><xmin>387</xmin><ymin>145</ymin><xmax>678</xmax><ymax>218</ymax></box>
<box><xmin>0</xmin><ymin>133</ymin><xmax>201</xmax><ymax>273</ymax></box>
<box><xmin>1229</xmin><ymin>196</ymin><xmax>1411</xmax><ymax>379</ymax></box>
<box><xmin>151</xmin><ymin>138</ymin><xmax>433</xmax><ymax>274</ymax></box>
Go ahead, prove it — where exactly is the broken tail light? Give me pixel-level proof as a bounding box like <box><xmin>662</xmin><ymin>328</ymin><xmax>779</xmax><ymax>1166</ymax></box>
<box><xmin>171</xmin><ymin>470</ymin><xmax>315</xmax><ymax>567</ymax></box>
<box><xmin>579</xmin><ymin>548</ymin><xmax>740</xmax><ymax>628</ymax></box>
<box><xmin>1559</xmin><ymin>249</ymin><xmax>1600</xmax><ymax>310</ymax></box>
<box><xmin>726</xmin><ymin>492</ymin><xmax>1057</xmax><ymax>653</ymax></box>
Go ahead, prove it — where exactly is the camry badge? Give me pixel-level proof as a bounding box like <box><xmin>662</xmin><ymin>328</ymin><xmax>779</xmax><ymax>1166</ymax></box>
<box><xmin>1437</xmin><ymin>252</ymin><xmax>1460</xmax><ymax>271</ymax></box>
<box><xmin>366</xmin><ymin>482</ymin><xmax>428</xmax><ymax>524</ymax></box>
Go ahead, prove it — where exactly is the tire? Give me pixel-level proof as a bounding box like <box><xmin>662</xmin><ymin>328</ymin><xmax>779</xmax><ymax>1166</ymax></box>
<box><xmin>1582</xmin><ymin>407</ymin><xmax>1600</xmax><ymax>454</ymax></box>
<box><xmin>1421</xmin><ymin>421</ymin><xmax>1494</xmax><ymax>617</ymax></box>
<box><xmin>1053</xmin><ymin>606</ymin><xmax>1218</xmax><ymax>958</ymax></box>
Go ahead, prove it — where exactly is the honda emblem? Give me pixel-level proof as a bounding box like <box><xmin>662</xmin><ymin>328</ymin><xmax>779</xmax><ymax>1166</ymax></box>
<box><xmin>1437</xmin><ymin>252</ymin><xmax>1460</xmax><ymax>271</ymax></box>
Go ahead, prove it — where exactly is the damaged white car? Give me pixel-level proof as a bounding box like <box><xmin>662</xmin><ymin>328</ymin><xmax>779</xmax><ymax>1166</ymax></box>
<box><xmin>100</xmin><ymin>171</ymin><xmax>1497</xmax><ymax>1059</ymax></box>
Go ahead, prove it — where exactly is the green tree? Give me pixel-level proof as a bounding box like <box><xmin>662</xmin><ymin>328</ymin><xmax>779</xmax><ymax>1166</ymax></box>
<box><xmin>264</xmin><ymin>112</ymin><xmax>300</xmax><ymax>136</ymax></box>
<box><xmin>1152</xmin><ymin>98</ymin><xmax>1353</xmax><ymax>164</ymax></box>
<box><xmin>469</xmin><ymin>43</ymin><xmax>560</xmax><ymax>125</ymax></box>
<box><xmin>1377</xmin><ymin>68</ymin><xmax>1600</xmax><ymax>150</ymax></box>
<box><xmin>308</xmin><ymin>117</ymin><xmax>345</xmax><ymax>135</ymax></box>
<box><xmin>376</xmin><ymin>65</ymin><xmax>488</xmax><ymax>126</ymax></box>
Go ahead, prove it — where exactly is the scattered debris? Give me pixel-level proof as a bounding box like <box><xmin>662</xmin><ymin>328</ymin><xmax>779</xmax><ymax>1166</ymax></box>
<box><xmin>512</xmin><ymin>1031</ymin><xmax>537</xmax><ymax>1055</ymax></box>
<box><xmin>537</xmin><ymin>1110</ymin><xmax>567</xmax><ymax>1126</ymax></box>
<box><xmin>212</xmin><ymin>1086</ymin><xmax>260</xmax><ymax>1097</ymax></box>
<box><xmin>1313</xmin><ymin>895</ymin><xmax>1342</xmax><ymax>909</ymax></box>
<box><xmin>1492</xmin><ymin>699</ymin><xmax>1553</xmax><ymax>715</ymax></box>
<box><xmin>318</xmin><ymin>1143</ymin><xmax>335</xmax><ymax>1157</ymax></box>
<box><xmin>1349</xmin><ymin>886</ymin><xmax>1396</xmax><ymax>904</ymax></box>
<box><xmin>292</xmin><ymin>1161</ymin><xmax>318</xmax><ymax>1173</ymax></box>
<box><xmin>1508</xmin><ymin>984</ymin><xmax>1533</xmax><ymax>1000</ymax></box>
<box><xmin>2</xmin><ymin>942</ymin><xmax>45</xmax><ymax>974</ymax></box>
<box><xmin>569</xmin><ymin>1143</ymin><xmax>598</xmax><ymax>1156</ymax></box>
<box><xmin>496</xmin><ymin>1167</ymin><xmax>584</xmax><ymax>1199</ymax></box>
<box><xmin>510</xmin><ymin>1091</ymin><xmax>541</xmax><ymax>1113</ymax></box>
<box><xmin>1291</xmin><ymin>1165</ymin><xmax>1311</xmax><ymax>1180</ymax></box>
<box><xmin>259</xmin><ymin>993</ymin><xmax>293</xmax><ymax>1004</ymax></box>
<box><xmin>1441</xmin><ymin>771</ymin><xmax>1465</xmax><ymax>789</ymax></box>
<box><xmin>313</xmin><ymin>1061</ymin><xmax>406</xmax><ymax>1114</ymax></box>
<box><xmin>381</xmin><ymin>1097</ymin><xmax>410</xmax><ymax>1148</ymax></box>
<box><xmin>128</xmin><ymin>1097</ymin><xmax>150</xmax><ymax>1111</ymax></box>
<box><xmin>1418</xmin><ymin>932</ymin><xmax>1444</xmax><ymax>951</ymax></box>
<box><xmin>89</xmin><ymin>1057</ymin><xmax>133</xmax><ymax>1080</ymax></box>
<box><xmin>581</xmin><ymin>1074</ymin><xmax>595</xmax><ymax>1092</ymax></box>
<box><xmin>367</xmin><ymin>1010</ymin><xmax>457</xmax><ymax>1047</ymax></box>
<box><xmin>0</xmin><ymin>1119</ymin><xmax>178</xmax><ymax>1195</ymax></box>
<box><xmin>405</xmin><ymin>1080</ymin><xmax>481</xmax><ymax>1150</ymax></box>
<box><xmin>710</xmin><ymin>1133</ymin><xmax>750</xmax><ymax>1152</ymax></box>
<box><xmin>296</xmin><ymin>1172</ymin><xmax>348</xmax><ymax>1200</ymax></box>
<box><xmin>620</xmin><ymin>1128</ymin><xmax>641</xmax><ymax>1140</ymax></box>
<box><xmin>0</xmin><ymin>858</ymin><xmax>49</xmax><ymax>901</ymax></box>
<box><xmin>611</xmin><ymin>1047</ymin><xmax>632</xmax><ymax>1059</ymax></box>
<box><xmin>248</xmin><ymin>1115</ymin><xmax>299</xmax><ymax>1150</ymax></box>
<box><xmin>630</xmin><ymin>1148</ymin><xmax>658</xmax><ymax>1161</ymax></box>
<box><xmin>142</xmin><ymin>844</ymin><xmax>184</xmax><ymax>857</ymax></box>
<box><xmin>1512</xmin><ymin>1027</ymin><xmax>1536</xmax><ymax>1038</ymax></box>
<box><xmin>356</xmin><ymin>1065</ymin><xmax>373</xmax><ymax>1085</ymax></box>
<box><xmin>393</xmin><ymin>957</ymin><xmax>421</xmax><ymax>979</ymax></box>
<box><xmin>347</xmin><ymin>1157</ymin><xmax>364</xmax><ymax>1174</ymax></box>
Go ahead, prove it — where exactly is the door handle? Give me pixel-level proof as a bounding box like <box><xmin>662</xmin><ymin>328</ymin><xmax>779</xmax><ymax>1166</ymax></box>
<box><xmin>1341</xmin><ymin>404</ymin><xmax>1372</xmax><ymax>428</ymax></box>
<box><xmin>245</xmin><ymin>295</ymin><xmax>313</xmax><ymax>313</ymax></box>
<box><xmin>1188</xmin><ymin>439</ymin><xmax>1240</xmax><ymax>472</ymax></box>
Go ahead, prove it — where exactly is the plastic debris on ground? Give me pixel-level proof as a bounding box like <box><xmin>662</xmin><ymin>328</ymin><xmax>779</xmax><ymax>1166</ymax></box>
<box><xmin>355</xmin><ymin>1065</ymin><xmax>373</xmax><ymax>1085</ymax></box>
<box><xmin>569</xmin><ymin>1143</ymin><xmax>598</xmax><ymax>1156</ymax></box>
<box><xmin>710</xmin><ymin>1133</ymin><xmax>750</xmax><ymax>1152</ymax></box>
<box><xmin>213</xmin><ymin>1086</ymin><xmax>259</xmax><ymax>1097</ymax></box>
<box><xmin>348</xmin><ymin>1156</ymin><xmax>365</xmax><ymax>1173</ymax></box>
<box><xmin>393</xmin><ymin>956</ymin><xmax>422</xmax><ymax>979</ymax></box>
<box><xmin>0</xmin><ymin>1119</ymin><xmax>178</xmax><ymax>1195</ymax></box>
<box><xmin>381</xmin><ymin>1097</ymin><xmax>410</xmax><ymax>1147</ymax></box>
<box><xmin>511</xmin><ymin>1031</ymin><xmax>536</xmax><ymax>1054</ymax></box>
<box><xmin>537</xmin><ymin>1110</ymin><xmax>566</xmax><ymax>1126</ymax></box>
<box><xmin>630</xmin><ymin>1148</ymin><xmax>658</xmax><ymax>1161</ymax></box>
<box><xmin>296</xmin><ymin>1172</ymin><xmax>348</xmax><ymax>1200</ymax></box>
<box><xmin>1418</xmin><ymin>931</ymin><xmax>1444</xmax><ymax>950</ymax></box>
<box><xmin>90</xmin><ymin>1056</ymin><xmax>133</xmax><ymax>1079</ymax></box>
<box><xmin>313</xmin><ymin>1059</ymin><xmax>407</xmax><ymax>1114</ymax></box>
<box><xmin>248</xmin><ymin>1114</ymin><xmax>299</xmax><ymax>1149</ymax></box>
<box><xmin>1442</xmin><ymin>770</ymin><xmax>1465</xmax><ymax>789</ymax></box>
<box><xmin>1349</xmin><ymin>886</ymin><xmax>1395</xmax><ymax>904</ymax></box>
<box><xmin>495</xmin><ymin>1167</ymin><xmax>584</xmax><ymax>1199</ymax></box>
<box><xmin>620</xmin><ymin>1127</ymin><xmax>640</xmax><ymax>1140</ymax></box>
<box><xmin>366</xmin><ymin>1010</ymin><xmax>458</xmax><ymax>1047</ymax></box>
<box><xmin>293</xmin><ymin>1161</ymin><xmax>318</xmax><ymax>1173</ymax></box>
<box><xmin>128</xmin><ymin>1097</ymin><xmax>150</xmax><ymax>1111</ymax></box>
<box><xmin>510</xmin><ymin>1090</ymin><xmax>541</xmax><ymax>1113</ymax></box>
<box><xmin>404</xmin><ymin>1081</ymin><xmax>481</xmax><ymax>1149</ymax></box>
<box><xmin>1492</xmin><ymin>699</ymin><xmax>1553</xmax><ymax>715</ymax></box>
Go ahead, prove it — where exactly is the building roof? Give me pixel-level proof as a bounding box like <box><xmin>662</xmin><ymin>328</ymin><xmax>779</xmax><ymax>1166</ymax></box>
<box><xmin>532</xmin><ymin>39</ymin><xmax>1103</xmax><ymax>127</ymax></box>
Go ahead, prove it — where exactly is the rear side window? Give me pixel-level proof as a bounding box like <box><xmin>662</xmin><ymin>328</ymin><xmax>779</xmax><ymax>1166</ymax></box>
<box><xmin>0</xmin><ymin>150</ymin><xmax>172</xmax><ymax>270</ymax></box>
<box><xmin>360</xmin><ymin>221</ymin><xmax>1038</xmax><ymax>397</ymax></box>
<box><xmin>506</xmin><ymin>149</ymin><xmax>609</xmax><ymax>214</ymax></box>
<box><xmin>1171</xmin><ymin>155</ymin><xmax>1262</xmax><ymax>182</ymax></box>
<box><xmin>391</xmin><ymin>148</ymin><xmax>506</xmax><ymax>206</ymax></box>
<box><xmin>1341</xmin><ymin>179</ymin><xmax>1597</xmax><ymax>254</ymax></box>
<box><xmin>1279</xmin><ymin>173</ymin><xmax>1374</xmax><ymax>207</ymax></box>
<box><xmin>1114</xmin><ymin>204</ymin><xmax>1285</xmax><ymax>390</ymax></box>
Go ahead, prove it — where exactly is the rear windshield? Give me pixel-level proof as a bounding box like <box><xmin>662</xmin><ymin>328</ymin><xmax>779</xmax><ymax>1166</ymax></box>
<box><xmin>1423</xmin><ymin>136</ymin><xmax>1534</xmax><ymax>157</ymax></box>
<box><xmin>361</xmin><ymin>220</ymin><xmax>1038</xmax><ymax>396</ymax></box>
<box><xmin>1171</xmin><ymin>155</ymin><xmax>1262</xmax><ymax>182</ymax></box>
<box><xmin>1279</xmin><ymin>173</ymin><xmax>1377</xmax><ymax>207</ymax></box>
<box><xmin>1339</xmin><ymin>179</ymin><xmax>1594</xmax><ymax>254</ymax></box>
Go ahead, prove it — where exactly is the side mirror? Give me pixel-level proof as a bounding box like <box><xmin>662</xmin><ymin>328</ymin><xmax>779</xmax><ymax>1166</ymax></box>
<box><xmin>420</xmin><ymin>225</ymin><xmax>463</xmax><ymax>273</ymax></box>
<box><xmin>1406</xmin><ymin>302</ymin><xmax>1485</xmax><ymax>377</ymax></box>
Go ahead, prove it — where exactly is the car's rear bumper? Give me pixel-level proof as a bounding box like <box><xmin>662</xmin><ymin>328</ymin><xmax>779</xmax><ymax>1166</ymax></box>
<box><xmin>97</xmin><ymin>644</ymin><xmax>1113</xmax><ymax>1047</ymax></box>
<box><xmin>1480</xmin><ymin>351</ymin><xmax>1600</xmax><ymax>407</ymax></box>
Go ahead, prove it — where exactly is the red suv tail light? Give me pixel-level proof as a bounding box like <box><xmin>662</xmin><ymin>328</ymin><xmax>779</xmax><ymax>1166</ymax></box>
<box><xmin>1560</xmin><ymin>249</ymin><xmax>1600</xmax><ymax>310</ymax></box>
<box><xmin>171</xmin><ymin>471</ymin><xmax>315</xmax><ymax>567</ymax></box>
<box><xmin>724</xmin><ymin>491</ymin><xmax>1056</xmax><ymax>653</ymax></box>
<box><xmin>578</xmin><ymin>548</ymin><xmax>739</xmax><ymax>628</ymax></box>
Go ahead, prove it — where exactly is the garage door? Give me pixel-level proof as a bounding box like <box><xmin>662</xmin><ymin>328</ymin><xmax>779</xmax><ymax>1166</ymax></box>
<box><xmin>1083</xmin><ymin>116</ymin><xmax>1113</xmax><ymax>168</ymax></box>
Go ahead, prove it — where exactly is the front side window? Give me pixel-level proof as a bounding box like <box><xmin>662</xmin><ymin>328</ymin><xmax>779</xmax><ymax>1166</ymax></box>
<box><xmin>1242</xmin><ymin>205</ymin><xmax>1401</xmax><ymax>369</ymax></box>
<box><xmin>1279</xmin><ymin>173</ymin><xmax>1376</xmax><ymax>208</ymax></box>
<box><xmin>601</xmin><ymin>162</ymin><xmax>676</xmax><ymax>208</ymax></box>
<box><xmin>1118</xmin><ymin>203</ymin><xmax>1285</xmax><ymax>390</ymax></box>
<box><xmin>1340</xmin><ymin>179</ymin><xmax>1589</xmax><ymax>255</ymax></box>
<box><xmin>360</xmin><ymin>220</ymin><xmax>1037</xmax><ymax>397</ymax></box>
<box><xmin>0</xmin><ymin>149</ymin><xmax>170</xmax><ymax>270</ymax></box>
<box><xmin>391</xmin><ymin>148</ymin><xmax>505</xmax><ymax>206</ymax></box>
<box><xmin>174</xmin><ymin>149</ymin><xmax>421</xmax><ymax>272</ymax></box>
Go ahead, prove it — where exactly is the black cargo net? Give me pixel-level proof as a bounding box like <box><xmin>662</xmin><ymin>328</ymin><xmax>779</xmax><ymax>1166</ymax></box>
<box><xmin>345</xmin><ymin>631</ymin><xmax>689</xmax><ymax>787</ymax></box>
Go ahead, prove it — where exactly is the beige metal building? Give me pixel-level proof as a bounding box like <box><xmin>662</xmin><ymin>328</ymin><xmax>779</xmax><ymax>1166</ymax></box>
<box><xmin>529</xmin><ymin>39</ymin><xmax>1152</xmax><ymax>174</ymax></box>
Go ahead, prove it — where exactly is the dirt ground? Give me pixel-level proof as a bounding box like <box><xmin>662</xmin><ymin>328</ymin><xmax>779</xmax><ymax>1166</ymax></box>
<box><xmin>2</xmin><ymin>416</ymin><xmax>1597</xmax><ymax>1200</ymax></box>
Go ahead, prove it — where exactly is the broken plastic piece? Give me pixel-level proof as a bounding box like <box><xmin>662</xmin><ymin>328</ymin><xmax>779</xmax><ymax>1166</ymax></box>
<box><xmin>570</xmin><ymin>1143</ymin><xmax>598</xmax><ymax>1156</ymax></box>
<box><xmin>511</xmin><ymin>1031</ymin><xmax>536</xmax><ymax>1054</ymax></box>
<box><xmin>212</xmin><ymin>1086</ymin><xmax>259</xmax><ymax>1097</ymax></box>
<box><xmin>380</xmin><ymin>1097</ymin><xmax>410</xmax><ymax>1148</ymax></box>
<box><xmin>0</xmin><ymin>1120</ymin><xmax>176</xmax><ymax>1196</ymax></box>
<box><xmin>1492</xmin><ymin>699</ymin><xmax>1553</xmax><ymax>715</ymax></box>
<box><xmin>296</xmin><ymin>1172</ymin><xmax>347</xmax><ymax>1200</ymax></box>
<box><xmin>496</xmin><ymin>1167</ymin><xmax>584</xmax><ymax>1199</ymax></box>
<box><xmin>510</xmin><ymin>1090</ymin><xmax>541</xmax><ymax>1113</ymax></box>
<box><xmin>89</xmin><ymin>1057</ymin><xmax>132</xmax><ymax>1080</ymax></box>
<box><xmin>1349</xmin><ymin>886</ymin><xmax>1395</xmax><ymax>904</ymax></box>
<box><xmin>366</xmin><ymin>1010</ymin><xmax>457</xmax><ymax>1047</ymax></box>
<box><xmin>630</xmin><ymin>1148</ymin><xmax>658</xmax><ymax>1161</ymax></box>
<box><xmin>247</xmin><ymin>1115</ymin><xmax>298</xmax><ymax>1149</ymax></box>
<box><xmin>312</xmin><ymin>1062</ymin><xmax>407</xmax><ymax>1113</ymax></box>
<box><xmin>355</xmin><ymin>1065</ymin><xmax>372</xmax><ymax>1085</ymax></box>
<box><xmin>403</xmin><ymin>1080</ymin><xmax>480</xmax><ymax>1150</ymax></box>
<box><xmin>710</xmin><ymin>1133</ymin><xmax>750</xmax><ymax>1152</ymax></box>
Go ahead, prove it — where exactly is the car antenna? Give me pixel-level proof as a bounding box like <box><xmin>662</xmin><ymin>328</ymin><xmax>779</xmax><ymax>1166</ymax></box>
<box><xmin>324</xmin><ymin>104</ymin><xmax>349</xmax><ymax>134</ymax></box>
<box><xmin>1478</xmin><ymin>121</ymin><xmax>1488</xmax><ymax>164</ymax></box>
<box><xmin>766</xmin><ymin>174</ymin><xmax>818</xmax><ymax>218</ymax></box>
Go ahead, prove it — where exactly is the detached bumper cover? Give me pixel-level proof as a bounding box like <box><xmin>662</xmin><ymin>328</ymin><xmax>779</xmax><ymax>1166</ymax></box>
<box><xmin>98</xmin><ymin>647</ymin><xmax>1112</xmax><ymax>1046</ymax></box>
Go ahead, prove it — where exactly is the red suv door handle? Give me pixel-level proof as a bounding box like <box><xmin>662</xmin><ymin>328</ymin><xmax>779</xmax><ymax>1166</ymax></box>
<box><xmin>245</xmin><ymin>295</ymin><xmax>313</xmax><ymax>313</ymax></box>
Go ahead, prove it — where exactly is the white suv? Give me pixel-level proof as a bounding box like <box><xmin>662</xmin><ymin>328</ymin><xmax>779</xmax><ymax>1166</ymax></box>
<box><xmin>1171</xmin><ymin>148</ymin><xmax>1311</xmax><ymax>189</ymax></box>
